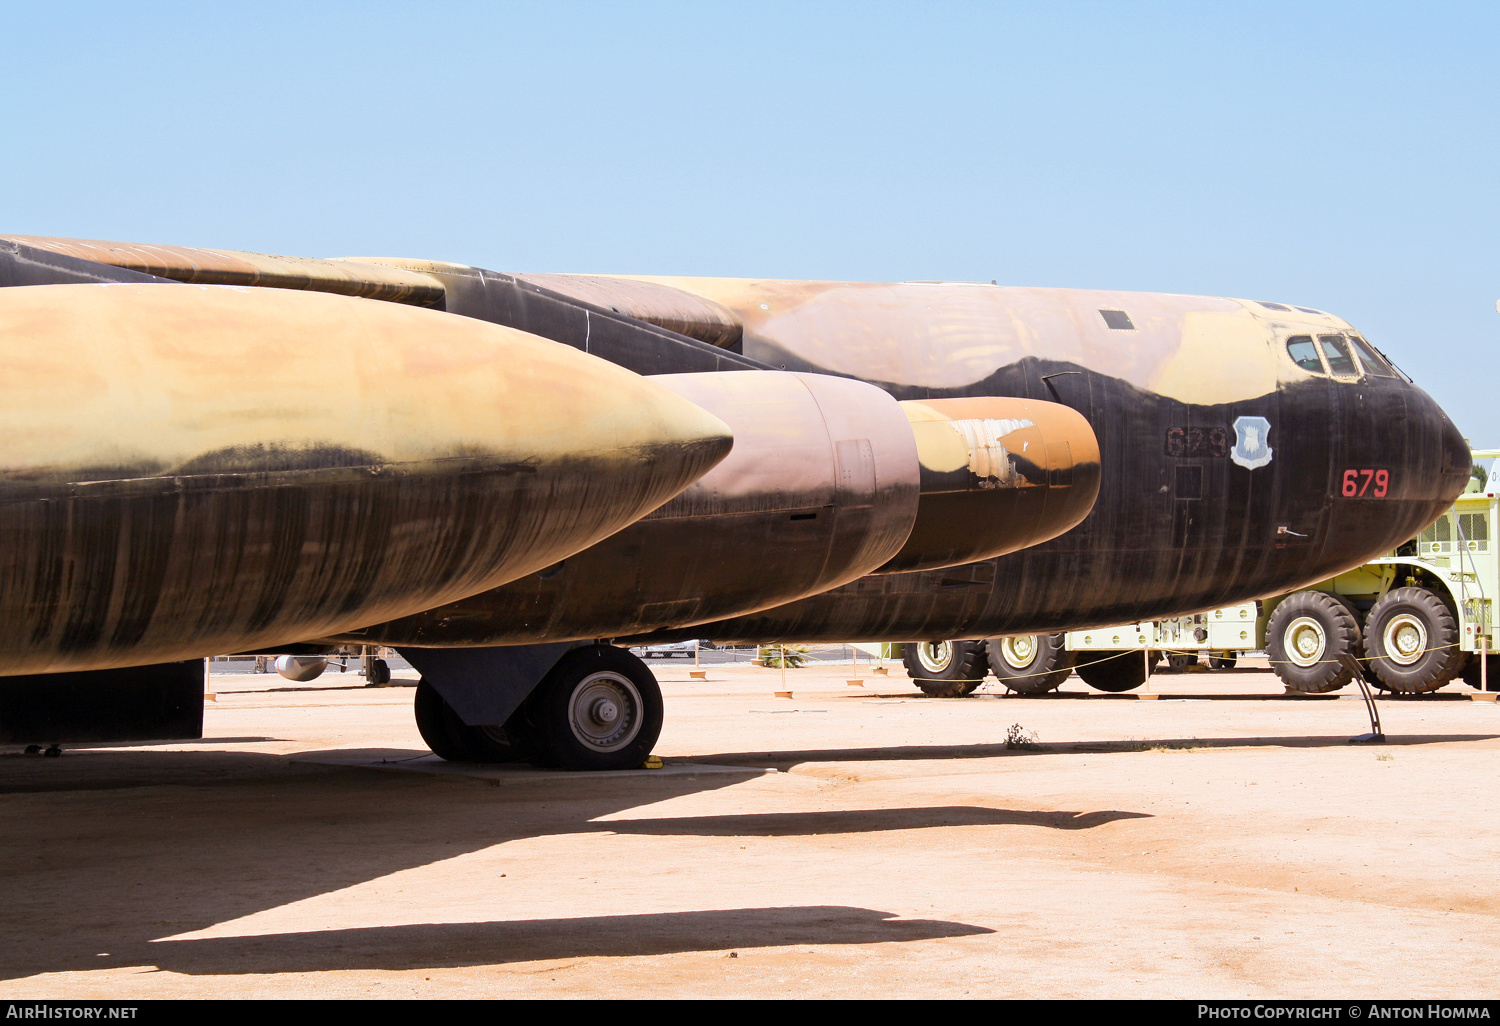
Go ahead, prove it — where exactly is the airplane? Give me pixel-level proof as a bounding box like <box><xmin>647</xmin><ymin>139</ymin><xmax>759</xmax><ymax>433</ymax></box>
<box><xmin>0</xmin><ymin>235</ymin><xmax>1469</xmax><ymax>769</ymax></box>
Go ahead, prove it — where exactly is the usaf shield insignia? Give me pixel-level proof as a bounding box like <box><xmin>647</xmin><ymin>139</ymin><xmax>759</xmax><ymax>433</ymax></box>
<box><xmin>1230</xmin><ymin>415</ymin><xmax>1273</xmax><ymax>470</ymax></box>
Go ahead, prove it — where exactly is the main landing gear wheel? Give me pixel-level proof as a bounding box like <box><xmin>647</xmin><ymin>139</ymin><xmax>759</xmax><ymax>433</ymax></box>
<box><xmin>414</xmin><ymin>679</ymin><xmax>531</xmax><ymax>763</ymax></box>
<box><xmin>1364</xmin><ymin>587</ymin><xmax>1466</xmax><ymax>694</ymax></box>
<box><xmin>1073</xmin><ymin>650</ymin><xmax>1158</xmax><ymax>692</ymax></box>
<box><xmin>985</xmin><ymin>634</ymin><xmax>1074</xmax><ymax>694</ymax></box>
<box><xmin>522</xmin><ymin>646</ymin><xmax>664</xmax><ymax>770</ymax></box>
<box><xmin>1166</xmin><ymin>652</ymin><xmax>1199</xmax><ymax>672</ymax></box>
<box><xmin>1266</xmin><ymin>590</ymin><xmax>1361</xmax><ymax>693</ymax></box>
<box><xmin>903</xmin><ymin>640</ymin><xmax>986</xmax><ymax>697</ymax></box>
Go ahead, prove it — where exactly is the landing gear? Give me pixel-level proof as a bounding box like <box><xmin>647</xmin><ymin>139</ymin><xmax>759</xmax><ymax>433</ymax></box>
<box><xmin>1266</xmin><ymin>590</ymin><xmax>1362</xmax><ymax>693</ymax></box>
<box><xmin>414</xmin><ymin>679</ymin><xmax>529</xmax><ymax>763</ymax></box>
<box><xmin>903</xmin><ymin>641</ymin><xmax>987</xmax><ymax>697</ymax></box>
<box><xmin>1074</xmin><ymin>650</ymin><xmax>1158</xmax><ymax>692</ymax></box>
<box><xmin>985</xmin><ymin>634</ymin><xmax>1073</xmax><ymax>694</ymax></box>
<box><xmin>414</xmin><ymin>646</ymin><xmax>663</xmax><ymax>771</ymax></box>
<box><xmin>1364</xmin><ymin>587</ymin><xmax>1466</xmax><ymax>693</ymax></box>
<box><xmin>363</xmin><ymin>655</ymin><xmax>391</xmax><ymax>687</ymax></box>
<box><xmin>522</xmin><ymin>646</ymin><xmax>663</xmax><ymax>770</ymax></box>
<box><xmin>1208</xmin><ymin>653</ymin><xmax>1238</xmax><ymax>670</ymax></box>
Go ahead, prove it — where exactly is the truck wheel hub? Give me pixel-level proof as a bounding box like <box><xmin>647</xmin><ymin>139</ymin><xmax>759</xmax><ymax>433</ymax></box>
<box><xmin>1285</xmin><ymin>616</ymin><xmax>1327</xmax><ymax>668</ymax></box>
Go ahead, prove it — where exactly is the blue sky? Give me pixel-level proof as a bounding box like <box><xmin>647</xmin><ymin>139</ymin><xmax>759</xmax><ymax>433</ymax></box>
<box><xmin>4</xmin><ymin>1</ymin><xmax>1496</xmax><ymax>437</ymax></box>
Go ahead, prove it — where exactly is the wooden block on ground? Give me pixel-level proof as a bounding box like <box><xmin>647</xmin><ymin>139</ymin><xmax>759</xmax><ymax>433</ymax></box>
<box><xmin>689</xmin><ymin>670</ymin><xmax>707</xmax><ymax>679</ymax></box>
<box><xmin>774</xmin><ymin>690</ymin><xmax>793</xmax><ymax>699</ymax></box>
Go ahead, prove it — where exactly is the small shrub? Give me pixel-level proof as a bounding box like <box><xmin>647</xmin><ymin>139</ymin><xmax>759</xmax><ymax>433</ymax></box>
<box><xmin>1005</xmin><ymin>723</ymin><xmax>1039</xmax><ymax>749</ymax></box>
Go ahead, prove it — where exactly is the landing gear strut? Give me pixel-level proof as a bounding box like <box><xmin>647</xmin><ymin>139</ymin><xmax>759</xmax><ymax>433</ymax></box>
<box><xmin>414</xmin><ymin>645</ymin><xmax>664</xmax><ymax>771</ymax></box>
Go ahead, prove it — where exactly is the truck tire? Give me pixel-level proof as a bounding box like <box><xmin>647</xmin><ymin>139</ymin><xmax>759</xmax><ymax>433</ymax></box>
<box><xmin>1073</xmin><ymin>650</ymin><xmax>1157</xmax><ymax>692</ymax></box>
<box><xmin>1266</xmin><ymin>590</ymin><xmax>1359</xmax><ymax>693</ymax></box>
<box><xmin>1364</xmin><ymin>587</ymin><xmax>1466</xmax><ymax>693</ymax></box>
<box><xmin>985</xmin><ymin>634</ymin><xmax>1073</xmax><ymax>694</ymax></box>
<box><xmin>1208</xmin><ymin>654</ymin><xmax>1238</xmax><ymax>670</ymax></box>
<box><xmin>1165</xmin><ymin>652</ymin><xmax>1199</xmax><ymax>672</ymax></box>
<box><xmin>903</xmin><ymin>640</ymin><xmax>986</xmax><ymax>697</ymax></box>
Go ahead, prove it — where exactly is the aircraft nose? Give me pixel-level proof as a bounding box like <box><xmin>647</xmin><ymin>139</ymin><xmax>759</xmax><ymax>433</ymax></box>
<box><xmin>1320</xmin><ymin>379</ymin><xmax>1470</xmax><ymax>579</ymax></box>
<box><xmin>1410</xmin><ymin>386</ymin><xmax>1471</xmax><ymax>507</ymax></box>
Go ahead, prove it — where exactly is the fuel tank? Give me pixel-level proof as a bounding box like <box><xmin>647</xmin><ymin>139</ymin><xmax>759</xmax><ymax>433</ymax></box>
<box><xmin>0</xmin><ymin>283</ymin><xmax>731</xmax><ymax>673</ymax></box>
<box><xmin>338</xmin><ymin>375</ymin><xmax>1097</xmax><ymax>646</ymax></box>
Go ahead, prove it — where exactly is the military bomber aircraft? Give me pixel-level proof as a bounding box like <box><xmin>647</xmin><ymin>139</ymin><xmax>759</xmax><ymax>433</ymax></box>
<box><xmin>0</xmin><ymin>235</ymin><xmax>1469</xmax><ymax>769</ymax></box>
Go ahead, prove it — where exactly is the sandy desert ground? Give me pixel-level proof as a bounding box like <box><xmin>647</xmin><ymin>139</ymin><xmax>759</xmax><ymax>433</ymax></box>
<box><xmin>1</xmin><ymin>655</ymin><xmax>1496</xmax><ymax>999</ymax></box>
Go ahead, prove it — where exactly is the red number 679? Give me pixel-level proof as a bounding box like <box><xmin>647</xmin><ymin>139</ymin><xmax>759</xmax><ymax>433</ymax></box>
<box><xmin>1342</xmin><ymin>468</ymin><xmax>1389</xmax><ymax>498</ymax></box>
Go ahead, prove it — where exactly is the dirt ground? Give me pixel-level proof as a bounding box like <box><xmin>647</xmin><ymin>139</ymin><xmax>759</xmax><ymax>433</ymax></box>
<box><xmin>1</xmin><ymin>655</ymin><xmax>1497</xmax><ymax>999</ymax></box>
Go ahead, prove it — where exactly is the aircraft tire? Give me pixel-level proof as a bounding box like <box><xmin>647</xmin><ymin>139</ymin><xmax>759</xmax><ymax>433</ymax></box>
<box><xmin>413</xmin><ymin>679</ymin><xmax>529</xmax><ymax>763</ymax></box>
<box><xmin>1073</xmin><ymin>650</ymin><xmax>1157</xmax><ymax>692</ymax></box>
<box><xmin>1208</xmin><ymin>654</ymin><xmax>1238</xmax><ymax>670</ymax></box>
<box><xmin>985</xmin><ymin>634</ymin><xmax>1073</xmax><ymax>694</ymax></box>
<box><xmin>1266</xmin><ymin>590</ymin><xmax>1360</xmax><ymax>693</ymax></box>
<box><xmin>1364</xmin><ymin>587</ymin><xmax>1466</xmax><ymax>693</ymax></box>
<box><xmin>903</xmin><ymin>641</ymin><xmax>986</xmax><ymax>697</ymax></box>
<box><xmin>522</xmin><ymin>645</ymin><xmax>663</xmax><ymax>770</ymax></box>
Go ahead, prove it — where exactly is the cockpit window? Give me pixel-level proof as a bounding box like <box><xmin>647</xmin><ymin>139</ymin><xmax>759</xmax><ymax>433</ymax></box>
<box><xmin>1317</xmin><ymin>334</ymin><xmax>1358</xmax><ymax>377</ymax></box>
<box><xmin>1347</xmin><ymin>335</ymin><xmax>1397</xmax><ymax>378</ymax></box>
<box><xmin>1286</xmin><ymin>336</ymin><xmax>1325</xmax><ymax>373</ymax></box>
<box><xmin>1099</xmin><ymin>309</ymin><xmax>1135</xmax><ymax>330</ymax></box>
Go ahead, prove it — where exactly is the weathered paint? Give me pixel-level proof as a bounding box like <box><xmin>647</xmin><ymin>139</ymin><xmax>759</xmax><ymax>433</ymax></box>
<box><xmin>0</xmin><ymin>284</ymin><xmax>730</xmax><ymax>672</ymax></box>
<box><xmin>335</xmin><ymin>371</ymin><xmax>921</xmax><ymax>646</ymax></box>
<box><xmin>879</xmin><ymin>397</ymin><xmax>1100</xmax><ymax>573</ymax></box>
<box><xmin>0</xmin><ymin>238</ymin><xmax>1467</xmax><ymax>656</ymax></box>
<box><xmin>511</xmin><ymin>274</ymin><xmax>742</xmax><ymax>351</ymax></box>
<box><xmin>608</xmin><ymin>277</ymin><xmax>1467</xmax><ymax>644</ymax></box>
<box><xmin>1</xmin><ymin>236</ymin><xmax>445</xmax><ymax>306</ymax></box>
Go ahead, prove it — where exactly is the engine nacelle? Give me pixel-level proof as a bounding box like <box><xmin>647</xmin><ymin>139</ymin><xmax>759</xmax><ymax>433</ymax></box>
<box><xmin>342</xmin><ymin>370</ymin><xmax>922</xmax><ymax>646</ymax></box>
<box><xmin>877</xmin><ymin>397</ymin><xmax>1100</xmax><ymax>572</ymax></box>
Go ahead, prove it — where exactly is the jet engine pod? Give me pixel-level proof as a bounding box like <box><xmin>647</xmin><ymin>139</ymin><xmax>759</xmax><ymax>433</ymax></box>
<box><xmin>338</xmin><ymin>370</ymin><xmax>921</xmax><ymax>646</ymax></box>
<box><xmin>875</xmin><ymin>397</ymin><xmax>1101</xmax><ymax>573</ymax></box>
<box><xmin>0</xmin><ymin>283</ymin><xmax>731</xmax><ymax>674</ymax></box>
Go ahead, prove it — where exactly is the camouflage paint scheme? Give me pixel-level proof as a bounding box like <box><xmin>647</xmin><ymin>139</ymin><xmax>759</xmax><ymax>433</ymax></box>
<box><xmin>617</xmin><ymin>278</ymin><xmax>1467</xmax><ymax>642</ymax></box>
<box><xmin>0</xmin><ymin>237</ymin><xmax>1468</xmax><ymax>652</ymax></box>
<box><xmin>334</xmin><ymin>381</ymin><xmax>1098</xmax><ymax>647</ymax></box>
<box><xmin>0</xmin><ymin>281</ymin><xmax>730</xmax><ymax>672</ymax></box>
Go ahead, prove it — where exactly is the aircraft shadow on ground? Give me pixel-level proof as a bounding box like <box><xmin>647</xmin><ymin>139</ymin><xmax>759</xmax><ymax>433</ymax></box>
<box><xmin>139</xmin><ymin>907</ymin><xmax>994</xmax><ymax>975</ymax></box>
<box><xmin>687</xmin><ymin>731</ymin><xmax>1500</xmax><ymax>769</ymax></box>
<box><xmin>0</xmin><ymin>749</ymin><xmax>1013</xmax><ymax>980</ymax></box>
<box><xmin>589</xmin><ymin>806</ymin><xmax>1147</xmax><ymax>836</ymax></box>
